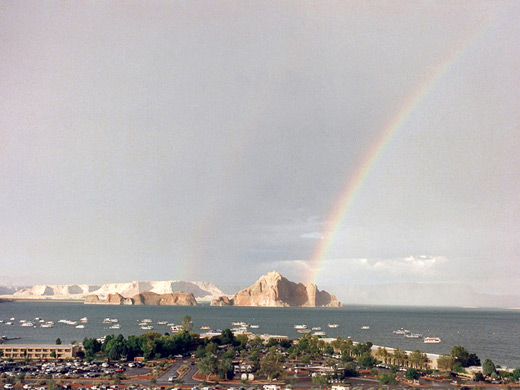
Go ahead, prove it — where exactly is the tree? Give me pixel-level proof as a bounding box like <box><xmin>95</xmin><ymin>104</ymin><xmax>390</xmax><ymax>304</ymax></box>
<box><xmin>260</xmin><ymin>346</ymin><xmax>285</xmax><ymax>381</ymax></box>
<box><xmin>452</xmin><ymin>362</ymin><xmax>466</xmax><ymax>373</ymax></box>
<box><xmin>47</xmin><ymin>379</ymin><xmax>58</xmax><ymax>390</ymax></box>
<box><xmin>358</xmin><ymin>352</ymin><xmax>377</xmax><ymax>368</ymax></box>
<box><xmin>468</xmin><ymin>353</ymin><xmax>481</xmax><ymax>367</ymax></box>
<box><xmin>405</xmin><ymin>368</ymin><xmax>420</xmax><ymax>381</ymax></box>
<box><xmin>83</xmin><ymin>337</ymin><xmax>101</xmax><ymax>358</ymax></box>
<box><xmin>219</xmin><ymin>357</ymin><xmax>234</xmax><ymax>380</ymax></box>
<box><xmin>220</xmin><ymin>329</ymin><xmax>236</xmax><ymax>346</ymax></box>
<box><xmin>378</xmin><ymin>372</ymin><xmax>398</xmax><ymax>385</ymax></box>
<box><xmin>392</xmin><ymin>348</ymin><xmax>407</xmax><ymax>366</ymax></box>
<box><xmin>181</xmin><ymin>315</ymin><xmax>193</xmax><ymax>332</ymax></box>
<box><xmin>437</xmin><ymin>354</ymin><xmax>455</xmax><ymax>371</ymax></box>
<box><xmin>312</xmin><ymin>374</ymin><xmax>328</xmax><ymax>389</ymax></box>
<box><xmin>50</xmin><ymin>351</ymin><xmax>56</xmax><ymax>358</ymax></box>
<box><xmin>376</xmin><ymin>347</ymin><xmax>389</xmax><ymax>364</ymax></box>
<box><xmin>483</xmin><ymin>359</ymin><xmax>496</xmax><ymax>376</ymax></box>
<box><xmin>198</xmin><ymin>353</ymin><xmax>219</xmax><ymax>380</ymax></box>
<box><xmin>55</xmin><ymin>338</ymin><xmax>62</xmax><ymax>345</ymax></box>
<box><xmin>16</xmin><ymin>372</ymin><xmax>26</xmax><ymax>383</ymax></box>
<box><xmin>409</xmin><ymin>349</ymin><xmax>428</xmax><ymax>369</ymax></box>
<box><xmin>205</xmin><ymin>342</ymin><xmax>218</xmax><ymax>355</ymax></box>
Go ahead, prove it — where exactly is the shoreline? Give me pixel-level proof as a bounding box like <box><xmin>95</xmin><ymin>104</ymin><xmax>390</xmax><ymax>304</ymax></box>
<box><xmin>0</xmin><ymin>297</ymin><xmax>84</xmax><ymax>303</ymax></box>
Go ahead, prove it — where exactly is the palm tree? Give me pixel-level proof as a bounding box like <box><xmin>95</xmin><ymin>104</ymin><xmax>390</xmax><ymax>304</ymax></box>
<box><xmin>381</xmin><ymin>347</ymin><xmax>390</xmax><ymax>364</ymax></box>
<box><xmin>375</xmin><ymin>347</ymin><xmax>385</xmax><ymax>363</ymax></box>
<box><xmin>409</xmin><ymin>349</ymin><xmax>428</xmax><ymax>369</ymax></box>
<box><xmin>393</xmin><ymin>348</ymin><xmax>407</xmax><ymax>367</ymax></box>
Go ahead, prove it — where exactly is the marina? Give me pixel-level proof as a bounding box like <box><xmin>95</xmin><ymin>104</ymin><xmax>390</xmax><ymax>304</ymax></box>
<box><xmin>0</xmin><ymin>301</ymin><xmax>519</xmax><ymax>367</ymax></box>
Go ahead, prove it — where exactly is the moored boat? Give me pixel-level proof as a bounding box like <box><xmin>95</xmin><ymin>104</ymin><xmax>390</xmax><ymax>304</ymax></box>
<box><xmin>424</xmin><ymin>336</ymin><xmax>441</xmax><ymax>343</ymax></box>
<box><xmin>327</xmin><ymin>323</ymin><xmax>339</xmax><ymax>328</ymax></box>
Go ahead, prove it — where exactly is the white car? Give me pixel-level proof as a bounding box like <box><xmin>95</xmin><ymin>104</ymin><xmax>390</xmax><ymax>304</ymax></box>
<box><xmin>4</xmin><ymin>385</ymin><xmax>14</xmax><ymax>390</ymax></box>
<box><xmin>23</xmin><ymin>385</ymin><xmax>32</xmax><ymax>390</ymax></box>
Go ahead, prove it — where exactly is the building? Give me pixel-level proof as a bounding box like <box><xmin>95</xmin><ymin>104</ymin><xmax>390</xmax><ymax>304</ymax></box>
<box><xmin>0</xmin><ymin>344</ymin><xmax>82</xmax><ymax>360</ymax></box>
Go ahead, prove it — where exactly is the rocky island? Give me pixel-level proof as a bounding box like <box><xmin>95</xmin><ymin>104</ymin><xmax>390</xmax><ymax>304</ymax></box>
<box><xmin>211</xmin><ymin>271</ymin><xmax>341</xmax><ymax>307</ymax></box>
<box><xmin>84</xmin><ymin>291</ymin><xmax>198</xmax><ymax>306</ymax></box>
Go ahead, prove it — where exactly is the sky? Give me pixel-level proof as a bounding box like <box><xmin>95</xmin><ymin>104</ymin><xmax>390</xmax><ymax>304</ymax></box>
<box><xmin>1</xmin><ymin>1</ymin><xmax>519</xmax><ymax>300</ymax></box>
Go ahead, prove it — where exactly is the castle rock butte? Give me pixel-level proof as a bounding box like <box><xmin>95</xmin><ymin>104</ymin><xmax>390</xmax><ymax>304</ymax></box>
<box><xmin>211</xmin><ymin>271</ymin><xmax>341</xmax><ymax>307</ymax></box>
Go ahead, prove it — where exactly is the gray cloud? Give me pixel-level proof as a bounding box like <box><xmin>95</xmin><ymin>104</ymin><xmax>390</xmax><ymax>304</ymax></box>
<box><xmin>1</xmin><ymin>2</ymin><xmax>519</xmax><ymax>300</ymax></box>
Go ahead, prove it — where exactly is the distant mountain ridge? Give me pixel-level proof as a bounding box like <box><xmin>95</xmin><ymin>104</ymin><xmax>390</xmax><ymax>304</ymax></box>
<box><xmin>4</xmin><ymin>280</ymin><xmax>226</xmax><ymax>302</ymax></box>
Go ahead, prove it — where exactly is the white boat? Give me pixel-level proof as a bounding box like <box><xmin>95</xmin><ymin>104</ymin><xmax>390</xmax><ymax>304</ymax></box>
<box><xmin>157</xmin><ymin>321</ymin><xmax>168</xmax><ymax>325</ymax></box>
<box><xmin>424</xmin><ymin>337</ymin><xmax>441</xmax><ymax>344</ymax></box>
<box><xmin>75</xmin><ymin>324</ymin><xmax>85</xmax><ymax>329</ymax></box>
<box><xmin>393</xmin><ymin>328</ymin><xmax>410</xmax><ymax>335</ymax></box>
<box><xmin>109</xmin><ymin>324</ymin><xmax>121</xmax><ymax>329</ymax></box>
<box><xmin>231</xmin><ymin>321</ymin><xmax>248</xmax><ymax>327</ymax></box>
<box><xmin>200</xmin><ymin>326</ymin><xmax>211</xmax><ymax>330</ymax></box>
<box><xmin>313</xmin><ymin>331</ymin><xmax>326</xmax><ymax>336</ymax></box>
<box><xmin>327</xmin><ymin>323</ymin><xmax>339</xmax><ymax>328</ymax></box>
<box><xmin>40</xmin><ymin>322</ymin><xmax>54</xmax><ymax>328</ymax></box>
<box><xmin>21</xmin><ymin>321</ymin><xmax>35</xmax><ymax>327</ymax></box>
<box><xmin>250</xmin><ymin>325</ymin><xmax>259</xmax><ymax>329</ymax></box>
<box><xmin>294</xmin><ymin>324</ymin><xmax>307</xmax><ymax>329</ymax></box>
<box><xmin>170</xmin><ymin>325</ymin><xmax>182</xmax><ymax>332</ymax></box>
<box><xmin>140</xmin><ymin>325</ymin><xmax>154</xmax><ymax>330</ymax></box>
<box><xmin>361</xmin><ymin>325</ymin><xmax>370</xmax><ymax>330</ymax></box>
<box><xmin>311</xmin><ymin>327</ymin><xmax>321</xmax><ymax>331</ymax></box>
<box><xmin>80</xmin><ymin>317</ymin><xmax>88</xmax><ymax>323</ymax></box>
<box><xmin>297</xmin><ymin>329</ymin><xmax>311</xmax><ymax>334</ymax></box>
<box><xmin>142</xmin><ymin>319</ymin><xmax>152</xmax><ymax>323</ymax></box>
<box><xmin>405</xmin><ymin>333</ymin><xmax>423</xmax><ymax>339</ymax></box>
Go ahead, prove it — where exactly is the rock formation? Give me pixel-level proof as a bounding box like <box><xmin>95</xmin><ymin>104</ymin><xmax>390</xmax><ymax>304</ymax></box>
<box><xmin>84</xmin><ymin>294</ymin><xmax>102</xmax><ymax>304</ymax></box>
<box><xmin>222</xmin><ymin>271</ymin><xmax>341</xmax><ymax>308</ymax></box>
<box><xmin>84</xmin><ymin>291</ymin><xmax>197</xmax><ymax>306</ymax></box>
<box><xmin>210</xmin><ymin>295</ymin><xmax>233</xmax><ymax>306</ymax></box>
<box><xmin>9</xmin><ymin>280</ymin><xmax>224</xmax><ymax>302</ymax></box>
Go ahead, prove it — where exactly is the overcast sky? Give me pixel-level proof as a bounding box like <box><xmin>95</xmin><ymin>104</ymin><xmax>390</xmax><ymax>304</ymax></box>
<box><xmin>1</xmin><ymin>1</ymin><xmax>519</xmax><ymax>297</ymax></box>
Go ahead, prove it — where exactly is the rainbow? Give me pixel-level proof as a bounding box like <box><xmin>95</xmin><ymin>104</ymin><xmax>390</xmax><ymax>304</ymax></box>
<box><xmin>305</xmin><ymin>21</ymin><xmax>492</xmax><ymax>286</ymax></box>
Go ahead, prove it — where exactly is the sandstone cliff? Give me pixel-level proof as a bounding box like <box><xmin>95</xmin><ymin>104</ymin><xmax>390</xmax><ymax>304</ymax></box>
<box><xmin>10</xmin><ymin>280</ymin><xmax>224</xmax><ymax>302</ymax></box>
<box><xmin>231</xmin><ymin>271</ymin><xmax>341</xmax><ymax>307</ymax></box>
<box><xmin>84</xmin><ymin>294</ymin><xmax>102</xmax><ymax>304</ymax></box>
<box><xmin>84</xmin><ymin>291</ymin><xmax>197</xmax><ymax>306</ymax></box>
<box><xmin>210</xmin><ymin>295</ymin><xmax>233</xmax><ymax>306</ymax></box>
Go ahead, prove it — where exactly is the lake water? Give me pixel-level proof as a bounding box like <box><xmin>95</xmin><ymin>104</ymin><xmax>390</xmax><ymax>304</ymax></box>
<box><xmin>1</xmin><ymin>302</ymin><xmax>519</xmax><ymax>368</ymax></box>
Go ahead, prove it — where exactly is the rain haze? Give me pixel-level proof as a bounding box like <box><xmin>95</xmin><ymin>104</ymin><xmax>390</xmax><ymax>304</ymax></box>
<box><xmin>1</xmin><ymin>1</ymin><xmax>519</xmax><ymax>305</ymax></box>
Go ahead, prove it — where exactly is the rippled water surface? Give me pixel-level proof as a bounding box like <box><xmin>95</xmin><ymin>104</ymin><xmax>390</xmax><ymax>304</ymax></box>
<box><xmin>1</xmin><ymin>302</ymin><xmax>519</xmax><ymax>367</ymax></box>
